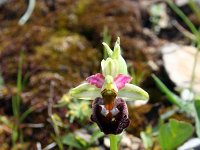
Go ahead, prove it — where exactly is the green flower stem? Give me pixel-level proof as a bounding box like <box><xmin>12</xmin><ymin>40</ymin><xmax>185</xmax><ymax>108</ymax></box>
<box><xmin>110</xmin><ymin>134</ymin><xmax>118</xmax><ymax>150</ymax></box>
<box><xmin>190</xmin><ymin>45</ymin><xmax>200</xmax><ymax>91</ymax></box>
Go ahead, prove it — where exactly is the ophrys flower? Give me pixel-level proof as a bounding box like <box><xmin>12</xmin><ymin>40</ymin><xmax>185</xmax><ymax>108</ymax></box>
<box><xmin>69</xmin><ymin>38</ymin><xmax>149</xmax><ymax>134</ymax></box>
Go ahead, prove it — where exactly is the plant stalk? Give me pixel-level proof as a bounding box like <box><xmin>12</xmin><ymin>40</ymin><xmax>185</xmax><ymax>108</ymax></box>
<box><xmin>189</xmin><ymin>45</ymin><xmax>200</xmax><ymax>91</ymax></box>
<box><xmin>109</xmin><ymin>134</ymin><xmax>118</xmax><ymax>150</ymax></box>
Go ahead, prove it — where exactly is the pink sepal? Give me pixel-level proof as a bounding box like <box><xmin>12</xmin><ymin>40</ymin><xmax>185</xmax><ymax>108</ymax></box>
<box><xmin>86</xmin><ymin>73</ymin><xmax>105</xmax><ymax>88</ymax></box>
<box><xmin>114</xmin><ymin>74</ymin><xmax>132</xmax><ymax>90</ymax></box>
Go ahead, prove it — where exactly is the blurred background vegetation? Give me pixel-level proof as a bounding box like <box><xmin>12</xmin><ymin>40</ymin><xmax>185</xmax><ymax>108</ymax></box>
<box><xmin>0</xmin><ymin>0</ymin><xmax>200</xmax><ymax>149</ymax></box>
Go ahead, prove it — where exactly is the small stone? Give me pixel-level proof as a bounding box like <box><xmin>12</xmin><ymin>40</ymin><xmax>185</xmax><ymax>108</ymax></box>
<box><xmin>178</xmin><ymin>138</ymin><xmax>200</xmax><ymax>150</ymax></box>
<box><xmin>120</xmin><ymin>132</ymin><xmax>144</xmax><ymax>150</ymax></box>
<box><xmin>161</xmin><ymin>43</ymin><xmax>200</xmax><ymax>93</ymax></box>
<box><xmin>103</xmin><ymin>137</ymin><xmax>110</xmax><ymax>148</ymax></box>
<box><xmin>121</xmin><ymin>133</ymin><xmax>132</xmax><ymax>147</ymax></box>
<box><xmin>75</xmin><ymin>129</ymin><xmax>92</xmax><ymax>143</ymax></box>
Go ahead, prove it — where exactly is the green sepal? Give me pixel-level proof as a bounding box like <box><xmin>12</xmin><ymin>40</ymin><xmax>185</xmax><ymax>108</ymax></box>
<box><xmin>69</xmin><ymin>83</ymin><xmax>101</xmax><ymax>100</ymax></box>
<box><xmin>101</xmin><ymin>58</ymin><xmax>119</xmax><ymax>77</ymax></box>
<box><xmin>102</xmin><ymin>37</ymin><xmax>127</xmax><ymax>75</ymax></box>
<box><xmin>118</xmin><ymin>83</ymin><xmax>149</xmax><ymax>101</ymax></box>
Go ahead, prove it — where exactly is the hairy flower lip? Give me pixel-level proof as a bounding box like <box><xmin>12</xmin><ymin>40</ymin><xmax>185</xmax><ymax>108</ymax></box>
<box><xmin>91</xmin><ymin>97</ymin><xmax>130</xmax><ymax>135</ymax></box>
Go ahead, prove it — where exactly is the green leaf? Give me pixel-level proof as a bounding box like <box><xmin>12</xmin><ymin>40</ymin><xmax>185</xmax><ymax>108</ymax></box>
<box><xmin>62</xmin><ymin>133</ymin><xmax>82</xmax><ymax>149</ymax></box>
<box><xmin>20</xmin><ymin>107</ymin><xmax>34</xmax><ymax>123</ymax></box>
<box><xmin>158</xmin><ymin>119</ymin><xmax>193</xmax><ymax>150</ymax></box>
<box><xmin>152</xmin><ymin>74</ymin><xmax>194</xmax><ymax>115</ymax></box>
<box><xmin>167</xmin><ymin>0</ymin><xmax>200</xmax><ymax>39</ymax></box>
<box><xmin>75</xmin><ymin>136</ymin><xmax>88</xmax><ymax>148</ymax></box>
<box><xmin>90</xmin><ymin>130</ymin><xmax>104</xmax><ymax>144</ymax></box>
<box><xmin>150</xmin><ymin>4</ymin><xmax>163</xmax><ymax>16</ymax></box>
<box><xmin>0</xmin><ymin>116</ymin><xmax>11</xmax><ymax>126</ymax></box>
<box><xmin>67</xmin><ymin>100</ymin><xmax>91</xmax><ymax>123</ymax></box>
<box><xmin>140</xmin><ymin>132</ymin><xmax>153</xmax><ymax>149</ymax></box>
<box><xmin>51</xmin><ymin>113</ymin><xmax>63</xmax><ymax>135</ymax></box>
<box><xmin>152</xmin><ymin>74</ymin><xmax>182</xmax><ymax>106</ymax></box>
<box><xmin>194</xmin><ymin>99</ymin><xmax>200</xmax><ymax>138</ymax></box>
<box><xmin>12</xmin><ymin>126</ymin><xmax>18</xmax><ymax>145</ymax></box>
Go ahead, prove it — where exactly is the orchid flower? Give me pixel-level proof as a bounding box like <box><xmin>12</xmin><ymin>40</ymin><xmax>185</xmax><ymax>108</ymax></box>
<box><xmin>69</xmin><ymin>38</ymin><xmax>149</xmax><ymax>134</ymax></box>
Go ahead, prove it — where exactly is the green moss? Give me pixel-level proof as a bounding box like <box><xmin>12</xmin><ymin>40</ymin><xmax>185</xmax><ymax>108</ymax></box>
<box><xmin>76</xmin><ymin>0</ymin><xmax>92</xmax><ymax>15</ymax></box>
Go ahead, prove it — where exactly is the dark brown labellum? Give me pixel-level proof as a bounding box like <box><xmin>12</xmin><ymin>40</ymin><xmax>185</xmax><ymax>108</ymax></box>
<box><xmin>91</xmin><ymin>97</ymin><xmax>130</xmax><ymax>135</ymax></box>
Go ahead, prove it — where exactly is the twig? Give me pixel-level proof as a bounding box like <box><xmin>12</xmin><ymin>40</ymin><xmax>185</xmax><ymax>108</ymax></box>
<box><xmin>18</xmin><ymin>0</ymin><xmax>36</xmax><ymax>25</ymax></box>
<box><xmin>48</xmin><ymin>81</ymin><xmax>54</xmax><ymax>117</ymax></box>
<box><xmin>42</xmin><ymin>142</ymin><xmax>56</xmax><ymax>150</ymax></box>
<box><xmin>21</xmin><ymin>123</ymin><xmax>45</xmax><ymax>128</ymax></box>
<box><xmin>172</xmin><ymin>20</ymin><xmax>196</xmax><ymax>41</ymax></box>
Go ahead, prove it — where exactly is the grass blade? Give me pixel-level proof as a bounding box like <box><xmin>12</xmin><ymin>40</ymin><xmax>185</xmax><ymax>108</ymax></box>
<box><xmin>152</xmin><ymin>74</ymin><xmax>182</xmax><ymax>107</ymax></box>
